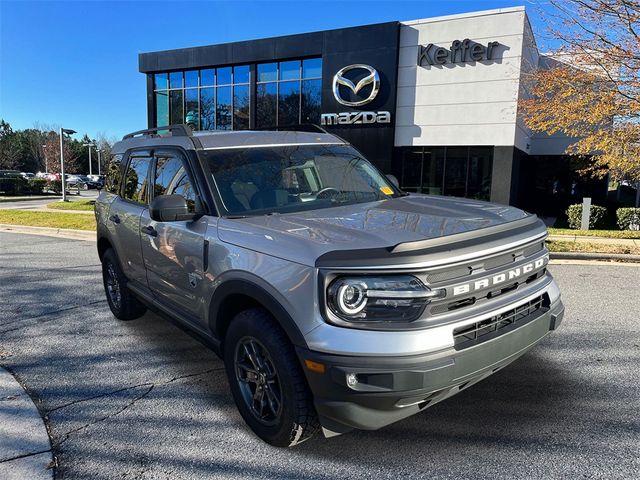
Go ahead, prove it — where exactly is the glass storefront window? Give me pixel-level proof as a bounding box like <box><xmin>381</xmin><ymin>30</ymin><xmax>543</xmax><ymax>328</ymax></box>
<box><xmin>216</xmin><ymin>86</ymin><xmax>232</xmax><ymax>130</ymax></box>
<box><xmin>301</xmin><ymin>79</ymin><xmax>321</xmax><ymax>123</ymax></box>
<box><xmin>185</xmin><ymin>70</ymin><xmax>198</xmax><ymax>88</ymax></box>
<box><xmin>200</xmin><ymin>88</ymin><xmax>215</xmax><ymax>130</ymax></box>
<box><xmin>467</xmin><ymin>147</ymin><xmax>493</xmax><ymax>200</ymax></box>
<box><xmin>154</xmin><ymin>73</ymin><xmax>168</xmax><ymax>90</ymax></box>
<box><xmin>169</xmin><ymin>89</ymin><xmax>183</xmax><ymax>124</ymax></box>
<box><xmin>217</xmin><ymin>67</ymin><xmax>232</xmax><ymax>85</ymax></box>
<box><xmin>257</xmin><ymin>82</ymin><xmax>277</xmax><ymax>128</ymax></box>
<box><xmin>185</xmin><ymin>89</ymin><xmax>199</xmax><ymax>130</ymax></box>
<box><xmin>258</xmin><ymin>63</ymin><xmax>277</xmax><ymax>82</ymax></box>
<box><xmin>444</xmin><ymin>147</ymin><xmax>468</xmax><ymax>197</ymax></box>
<box><xmin>169</xmin><ymin>71</ymin><xmax>183</xmax><ymax>89</ymax></box>
<box><xmin>200</xmin><ymin>69</ymin><xmax>215</xmax><ymax>87</ymax></box>
<box><xmin>233</xmin><ymin>65</ymin><xmax>250</xmax><ymax>84</ymax></box>
<box><xmin>399</xmin><ymin>147</ymin><xmax>492</xmax><ymax>200</ymax></box>
<box><xmin>302</xmin><ymin>58</ymin><xmax>322</xmax><ymax>79</ymax></box>
<box><xmin>278</xmin><ymin>80</ymin><xmax>300</xmax><ymax>126</ymax></box>
<box><xmin>152</xmin><ymin>57</ymin><xmax>321</xmax><ymax>131</ymax></box>
<box><xmin>279</xmin><ymin>60</ymin><xmax>300</xmax><ymax>81</ymax></box>
<box><xmin>401</xmin><ymin>149</ymin><xmax>424</xmax><ymax>192</ymax></box>
<box><xmin>423</xmin><ymin>148</ymin><xmax>445</xmax><ymax>195</ymax></box>
<box><xmin>155</xmin><ymin>91</ymin><xmax>169</xmax><ymax>127</ymax></box>
<box><xmin>233</xmin><ymin>84</ymin><xmax>250</xmax><ymax>130</ymax></box>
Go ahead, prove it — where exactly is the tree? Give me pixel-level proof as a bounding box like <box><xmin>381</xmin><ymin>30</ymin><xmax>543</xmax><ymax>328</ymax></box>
<box><xmin>520</xmin><ymin>0</ymin><xmax>640</xmax><ymax>205</ymax></box>
<box><xmin>0</xmin><ymin>120</ymin><xmax>22</xmax><ymax>169</ymax></box>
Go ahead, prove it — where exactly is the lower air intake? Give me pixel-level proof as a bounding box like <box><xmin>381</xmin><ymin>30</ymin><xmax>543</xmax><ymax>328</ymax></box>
<box><xmin>452</xmin><ymin>295</ymin><xmax>546</xmax><ymax>350</ymax></box>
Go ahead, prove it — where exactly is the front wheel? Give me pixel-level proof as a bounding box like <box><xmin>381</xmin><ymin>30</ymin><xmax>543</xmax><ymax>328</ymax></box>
<box><xmin>224</xmin><ymin>309</ymin><xmax>319</xmax><ymax>447</ymax></box>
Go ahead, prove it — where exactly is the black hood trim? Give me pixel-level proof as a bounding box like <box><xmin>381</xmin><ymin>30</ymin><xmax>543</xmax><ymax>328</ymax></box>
<box><xmin>315</xmin><ymin>216</ymin><xmax>546</xmax><ymax>268</ymax></box>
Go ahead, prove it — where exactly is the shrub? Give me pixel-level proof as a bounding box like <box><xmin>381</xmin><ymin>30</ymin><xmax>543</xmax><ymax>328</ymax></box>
<box><xmin>26</xmin><ymin>178</ymin><xmax>47</xmax><ymax>194</ymax></box>
<box><xmin>0</xmin><ymin>176</ymin><xmax>27</xmax><ymax>195</ymax></box>
<box><xmin>566</xmin><ymin>203</ymin><xmax>607</xmax><ymax>229</ymax></box>
<box><xmin>46</xmin><ymin>179</ymin><xmax>62</xmax><ymax>194</ymax></box>
<box><xmin>617</xmin><ymin>208</ymin><xmax>640</xmax><ymax>230</ymax></box>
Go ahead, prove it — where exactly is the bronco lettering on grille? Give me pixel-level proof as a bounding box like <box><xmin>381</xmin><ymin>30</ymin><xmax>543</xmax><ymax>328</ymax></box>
<box><xmin>452</xmin><ymin>257</ymin><xmax>547</xmax><ymax>297</ymax></box>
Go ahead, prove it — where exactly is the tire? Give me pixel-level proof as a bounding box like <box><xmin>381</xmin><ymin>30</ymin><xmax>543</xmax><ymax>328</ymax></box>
<box><xmin>224</xmin><ymin>308</ymin><xmax>319</xmax><ymax>447</ymax></box>
<box><xmin>101</xmin><ymin>248</ymin><xmax>146</xmax><ymax>320</ymax></box>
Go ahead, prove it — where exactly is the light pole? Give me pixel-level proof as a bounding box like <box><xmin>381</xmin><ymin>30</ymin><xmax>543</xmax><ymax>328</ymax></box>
<box><xmin>59</xmin><ymin>127</ymin><xmax>76</xmax><ymax>202</ymax></box>
<box><xmin>97</xmin><ymin>149</ymin><xmax>103</xmax><ymax>175</ymax></box>
<box><xmin>41</xmin><ymin>144</ymin><xmax>48</xmax><ymax>174</ymax></box>
<box><xmin>83</xmin><ymin>142</ymin><xmax>96</xmax><ymax>176</ymax></box>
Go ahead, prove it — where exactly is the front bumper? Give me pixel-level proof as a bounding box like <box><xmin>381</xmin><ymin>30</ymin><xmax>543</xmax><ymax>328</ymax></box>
<box><xmin>297</xmin><ymin>298</ymin><xmax>564</xmax><ymax>434</ymax></box>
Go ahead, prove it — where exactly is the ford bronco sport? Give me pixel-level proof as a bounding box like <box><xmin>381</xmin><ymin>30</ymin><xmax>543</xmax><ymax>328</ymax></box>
<box><xmin>96</xmin><ymin>125</ymin><xmax>564</xmax><ymax>447</ymax></box>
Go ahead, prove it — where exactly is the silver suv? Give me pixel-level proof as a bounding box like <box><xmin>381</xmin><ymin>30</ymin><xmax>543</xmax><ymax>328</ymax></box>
<box><xmin>96</xmin><ymin>125</ymin><xmax>564</xmax><ymax>447</ymax></box>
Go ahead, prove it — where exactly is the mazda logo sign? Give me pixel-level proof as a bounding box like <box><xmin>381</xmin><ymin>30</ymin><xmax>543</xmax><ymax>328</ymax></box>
<box><xmin>332</xmin><ymin>64</ymin><xmax>380</xmax><ymax>107</ymax></box>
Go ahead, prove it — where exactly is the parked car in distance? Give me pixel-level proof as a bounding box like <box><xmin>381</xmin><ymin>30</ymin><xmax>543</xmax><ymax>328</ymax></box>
<box><xmin>20</xmin><ymin>172</ymin><xmax>35</xmax><ymax>179</ymax></box>
<box><xmin>0</xmin><ymin>170</ymin><xmax>22</xmax><ymax>178</ymax></box>
<box><xmin>87</xmin><ymin>174</ymin><xmax>105</xmax><ymax>188</ymax></box>
<box><xmin>96</xmin><ymin>124</ymin><xmax>564</xmax><ymax>447</ymax></box>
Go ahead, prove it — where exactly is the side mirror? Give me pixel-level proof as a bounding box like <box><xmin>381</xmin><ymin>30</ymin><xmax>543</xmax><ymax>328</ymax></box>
<box><xmin>149</xmin><ymin>194</ymin><xmax>193</xmax><ymax>222</ymax></box>
<box><xmin>386</xmin><ymin>174</ymin><xmax>400</xmax><ymax>188</ymax></box>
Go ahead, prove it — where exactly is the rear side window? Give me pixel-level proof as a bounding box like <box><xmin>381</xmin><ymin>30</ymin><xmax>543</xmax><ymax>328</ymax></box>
<box><xmin>122</xmin><ymin>155</ymin><xmax>152</xmax><ymax>204</ymax></box>
<box><xmin>105</xmin><ymin>154</ymin><xmax>123</xmax><ymax>194</ymax></box>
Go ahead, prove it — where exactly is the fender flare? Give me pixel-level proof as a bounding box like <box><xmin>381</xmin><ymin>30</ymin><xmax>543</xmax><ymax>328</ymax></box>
<box><xmin>207</xmin><ymin>273</ymin><xmax>308</xmax><ymax>348</ymax></box>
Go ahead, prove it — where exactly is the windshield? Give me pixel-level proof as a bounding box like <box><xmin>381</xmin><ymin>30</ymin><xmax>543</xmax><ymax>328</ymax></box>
<box><xmin>203</xmin><ymin>144</ymin><xmax>399</xmax><ymax>216</ymax></box>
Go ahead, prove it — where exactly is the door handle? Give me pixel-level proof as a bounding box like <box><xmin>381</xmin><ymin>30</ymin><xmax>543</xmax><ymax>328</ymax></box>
<box><xmin>141</xmin><ymin>225</ymin><xmax>158</xmax><ymax>237</ymax></box>
<box><xmin>109</xmin><ymin>214</ymin><xmax>121</xmax><ymax>224</ymax></box>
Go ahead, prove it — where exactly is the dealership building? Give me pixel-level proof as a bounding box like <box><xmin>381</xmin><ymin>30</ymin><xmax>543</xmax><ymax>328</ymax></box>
<box><xmin>139</xmin><ymin>6</ymin><xmax>603</xmax><ymax>213</ymax></box>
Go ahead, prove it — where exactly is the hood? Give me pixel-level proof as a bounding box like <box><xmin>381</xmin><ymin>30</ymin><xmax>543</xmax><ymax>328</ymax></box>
<box><xmin>217</xmin><ymin>194</ymin><xmax>533</xmax><ymax>267</ymax></box>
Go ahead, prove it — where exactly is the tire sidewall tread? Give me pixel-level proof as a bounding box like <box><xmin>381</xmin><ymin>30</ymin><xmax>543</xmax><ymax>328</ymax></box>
<box><xmin>224</xmin><ymin>308</ymin><xmax>319</xmax><ymax>447</ymax></box>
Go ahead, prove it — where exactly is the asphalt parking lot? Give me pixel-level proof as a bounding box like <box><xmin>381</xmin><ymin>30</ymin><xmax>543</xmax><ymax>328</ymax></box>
<box><xmin>1</xmin><ymin>231</ymin><xmax>639</xmax><ymax>479</ymax></box>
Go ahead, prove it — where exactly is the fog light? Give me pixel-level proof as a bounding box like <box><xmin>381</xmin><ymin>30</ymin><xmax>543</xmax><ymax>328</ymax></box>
<box><xmin>346</xmin><ymin>373</ymin><xmax>358</xmax><ymax>388</ymax></box>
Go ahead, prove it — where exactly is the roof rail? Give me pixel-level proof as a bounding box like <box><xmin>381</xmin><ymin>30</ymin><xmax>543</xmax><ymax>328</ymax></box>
<box><xmin>252</xmin><ymin>123</ymin><xmax>330</xmax><ymax>135</ymax></box>
<box><xmin>122</xmin><ymin>124</ymin><xmax>193</xmax><ymax>140</ymax></box>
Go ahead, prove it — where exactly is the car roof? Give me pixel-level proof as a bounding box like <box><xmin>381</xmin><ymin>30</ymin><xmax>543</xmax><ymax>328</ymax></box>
<box><xmin>112</xmin><ymin>129</ymin><xmax>345</xmax><ymax>154</ymax></box>
<box><xmin>195</xmin><ymin>130</ymin><xmax>345</xmax><ymax>150</ymax></box>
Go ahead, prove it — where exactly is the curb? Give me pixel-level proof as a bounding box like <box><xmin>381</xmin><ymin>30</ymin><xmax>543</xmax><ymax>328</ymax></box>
<box><xmin>0</xmin><ymin>367</ymin><xmax>53</xmax><ymax>479</ymax></box>
<box><xmin>549</xmin><ymin>251</ymin><xmax>640</xmax><ymax>263</ymax></box>
<box><xmin>0</xmin><ymin>196</ymin><xmax>61</xmax><ymax>203</ymax></box>
<box><xmin>0</xmin><ymin>224</ymin><xmax>95</xmax><ymax>241</ymax></box>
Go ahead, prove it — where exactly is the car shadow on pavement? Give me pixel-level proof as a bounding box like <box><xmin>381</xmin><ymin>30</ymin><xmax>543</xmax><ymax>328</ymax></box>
<box><xmin>4</xmin><ymin>301</ymin><xmax>634</xmax><ymax>479</ymax></box>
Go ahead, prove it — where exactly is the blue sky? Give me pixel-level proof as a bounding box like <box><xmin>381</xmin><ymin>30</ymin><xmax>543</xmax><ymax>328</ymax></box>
<box><xmin>0</xmin><ymin>0</ymin><xmax>549</xmax><ymax>140</ymax></box>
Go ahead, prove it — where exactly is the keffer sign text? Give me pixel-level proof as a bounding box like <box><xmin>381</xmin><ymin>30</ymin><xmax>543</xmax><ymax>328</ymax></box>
<box><xmin>418</xmin><ymin>39</ymin><xmax>500</xmax><ymax>66</ymax></box>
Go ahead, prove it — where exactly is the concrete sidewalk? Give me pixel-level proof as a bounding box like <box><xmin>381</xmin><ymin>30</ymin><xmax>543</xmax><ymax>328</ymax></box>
<box><xmin>0</xmin><ymin>367</ymin><xmax>53</xmax><ymax>480</ymax></box>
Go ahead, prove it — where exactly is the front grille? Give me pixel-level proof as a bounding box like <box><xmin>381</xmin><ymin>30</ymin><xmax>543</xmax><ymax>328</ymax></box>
<box><xmin>424</xmin><ymin>241</ymin><xmax>545</xmax><ymax>285</ymax></box>
<box><xmin>452</xmin><ymin>295</ymin><xmax>546</xmax><ymax>350</ymax></box>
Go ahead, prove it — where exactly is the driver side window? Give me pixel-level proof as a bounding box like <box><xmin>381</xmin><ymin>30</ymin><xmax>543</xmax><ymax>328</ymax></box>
<box><xmin>154</xmin><ymin>154</ymin><xmax>197</xmax><ymax>213</ymax></box>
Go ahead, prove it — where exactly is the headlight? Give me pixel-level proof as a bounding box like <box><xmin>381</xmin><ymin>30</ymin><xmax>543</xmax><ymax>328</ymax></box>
<box><xmin>327</xmin><ymin>275</ymin><xmax>445</xmax><ymax>323</ymax></box>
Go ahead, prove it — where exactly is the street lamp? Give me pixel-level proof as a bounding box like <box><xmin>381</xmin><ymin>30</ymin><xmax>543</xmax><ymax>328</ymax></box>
<box><xmin>83</xmin><ymin>142</ymin><xmax>96</xmax><ymax>176</ymax></box>
<box><xmin>59</xmin><ymin>127</ymin><xmax>76</xmax><ymax>202</ymax></box>
<box><xmin>41</xmin><ymin>144</ymin><xmax>48</xmax><ymax>174</ymax></box>
<box><xmin>97</xmin><ymin>149</ymin><xmax>103</xmax><ymax>176</ymax></box>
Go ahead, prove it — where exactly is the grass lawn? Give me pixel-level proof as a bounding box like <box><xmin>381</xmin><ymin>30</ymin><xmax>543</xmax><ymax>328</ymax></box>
<box><xmin>0</xmin><ymin>209</ymin><xmax>96</xmax><ymax>230</ymax></box>
<box><xmin>547</xmin><ymin>228</ymin><xmax>640</xmax><ymax>239</ymax></box>
<box><xmin>547</xmin><ymin>240</ymin><xmax>640</xmax><ymax>255</ymax></box>
<box><xmin>46</xmin><ymin>200</ymin><xmax>95</xmax><ymax>211</ymax></box>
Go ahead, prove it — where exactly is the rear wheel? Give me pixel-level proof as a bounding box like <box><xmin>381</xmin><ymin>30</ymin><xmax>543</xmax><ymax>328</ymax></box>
<box><xmin>101</xmin><ymin>248</ymin><xmax>146</xmax><ymax>320</ymax></box>
<box><xmin>224</xmin><ymin>308</ymin><xmax>319</xmax><ymax>447</ymax></box>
